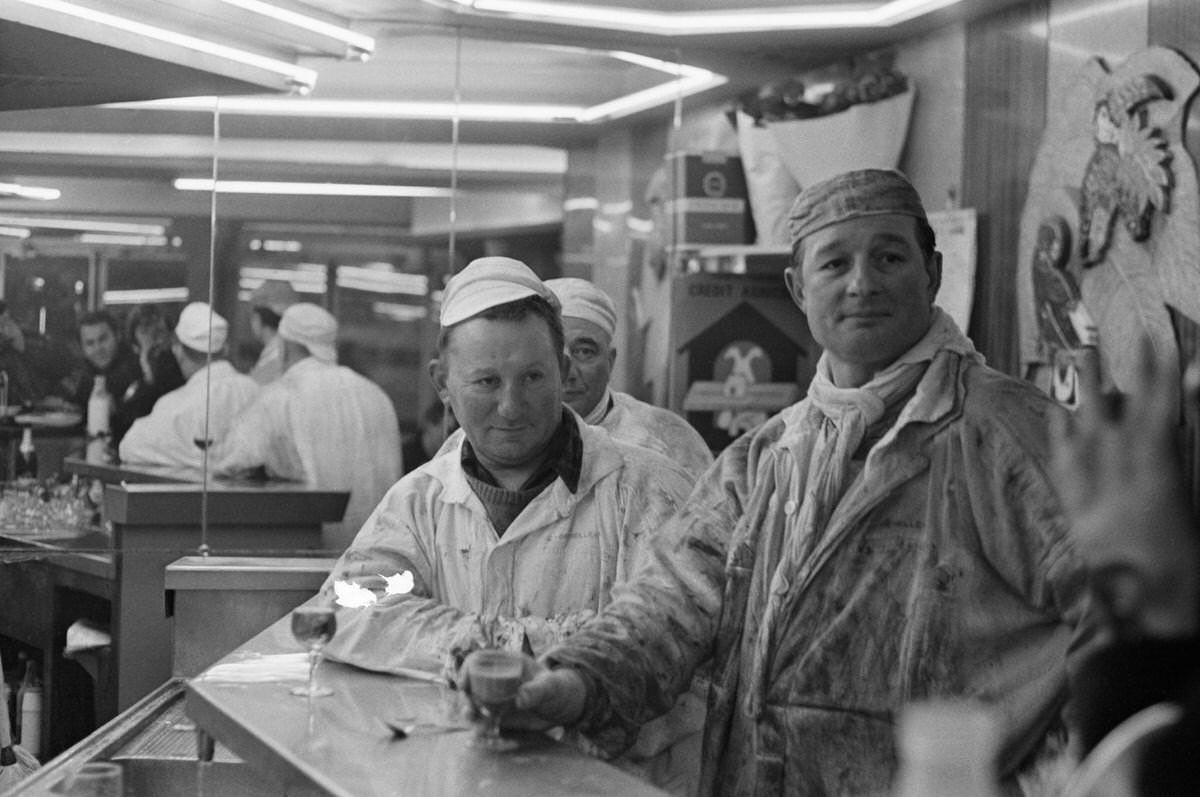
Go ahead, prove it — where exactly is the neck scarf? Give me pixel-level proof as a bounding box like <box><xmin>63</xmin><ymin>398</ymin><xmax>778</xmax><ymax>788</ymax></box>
<box><xmin>745</xmin><ymin>307</ymin><xmax>981</xmax><ymax>717</ymax></box>
<box><xmin>581</xmin><ymin>386</ymin><xmax>614</xmax><ymax>426</ymax></box>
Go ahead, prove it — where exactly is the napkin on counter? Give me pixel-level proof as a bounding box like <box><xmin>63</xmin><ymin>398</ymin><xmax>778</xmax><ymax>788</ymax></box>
<box><xmin>198</xmin><ymin>652</ymin><xmax>445</xmax><ymax>685</ymax></box>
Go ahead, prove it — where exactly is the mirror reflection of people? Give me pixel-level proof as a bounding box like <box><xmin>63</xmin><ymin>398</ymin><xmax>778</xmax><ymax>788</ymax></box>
<box><xmin>217</xmin><ymin>303</ymin><xmax>402</xmax><ymax>549</ymax></box>
<box><xmin>247</xmin><ymin>279</ymin><xmax>300</xmax><ymax>385</ymax></box>
<box><xmin>545</xmin><ymin>277</ymin><xmax>712</xmax><ymax>480</ymax></box>
<box><xmin>317</xmin><ymin>257</ymin><xmax>701</xmax><ymax>794</ymax></box>
<box><xmin>118</xmin><ymin>303</ymin><xmax>258</xmax><ymax>471</ymax></box>
<box><xmin>507</xmin><ymin>169</ymin><xmax>1094</xmax><ymax>796</ymax></box>
<box><xmin>112</xmin><ymin>303</ymin><xmax>185</xmax><ymax>444</ymax></box>
<box><xmin>1052</xmin><ymin>343</ymin><xmax>1200</xmax><ymax>795</ymax></box>
<box><xmin>69</xmin><ymin>310</ymin><xmax>142</xmax><ymax>434</ymax></box>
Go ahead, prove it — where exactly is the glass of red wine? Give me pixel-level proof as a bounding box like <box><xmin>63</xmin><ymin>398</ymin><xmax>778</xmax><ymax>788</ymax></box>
<box><xmin>290</xmin><ymin>605</ymin><xmax>337</xmax><ymax>698</ymax></box>
<box><xmin>464</xmin><ymin>649</ymin><xmax>524</xmax><ymax>751</ymax></box>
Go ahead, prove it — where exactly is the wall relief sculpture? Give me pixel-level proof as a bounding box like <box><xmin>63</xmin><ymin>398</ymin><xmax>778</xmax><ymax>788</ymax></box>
<box><xmin>1018</xmin><ymin>46</ymin><xmax>1200</xmax><ymax>407</ymax></box>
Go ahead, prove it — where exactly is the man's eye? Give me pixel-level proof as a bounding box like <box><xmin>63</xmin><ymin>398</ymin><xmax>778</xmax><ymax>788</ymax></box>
<box><xmin>820</xmin><ymin>258</ymin><xmax>845</xmax><ymax>271</ymax></box>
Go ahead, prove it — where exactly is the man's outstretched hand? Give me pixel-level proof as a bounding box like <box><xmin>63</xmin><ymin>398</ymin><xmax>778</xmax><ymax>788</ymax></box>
<box><xmin>457</xmin><ymin>654</ymin><xmax>588</xmax><ymax>731</ymax></box>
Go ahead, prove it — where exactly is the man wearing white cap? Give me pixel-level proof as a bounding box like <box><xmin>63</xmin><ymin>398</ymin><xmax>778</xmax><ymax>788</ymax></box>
<box><xmin>118</xmin><ymin>302</ymin><xmax>258</xmax><ymax>471</ymax></box>
<box><xmin>514</xmin><ymin>170</ymin><xmax>1093</xmax><ymax>796</ymax></box>
<box><xmin>317</xmin><ymin>257</ymin><xmax>702</xmax><ymax>795</ymax></box>
<box><xmin>218</xmin><ymin>302</ymin><xmax>402</xmax><ymax>550</ymax></box>
<box><xmin>247</xmin><ymin>279</ymin><xmax>299</xmax><ymax>385</ymax></box>
<box><xmin>545</xmin><ymin>277</ymin><xmax>712</xmax><ymax>480</ymax></box>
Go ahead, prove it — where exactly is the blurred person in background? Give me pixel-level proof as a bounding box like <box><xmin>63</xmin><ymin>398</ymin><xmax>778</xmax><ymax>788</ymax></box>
<box><xmin>401</xmin><ymin>400</ymin><xmax>457</xmax><ymax>474</ymax></box>
<box><xmin>119</xmin><ymin>303</ymin><xmax>258</xmax><ymax>471</ymax></box>
<box><xmin>247</xmin><ymin>279</ymin><xmax>300</xmax><ymax>385</ymax></box>
<box><xmin>217</xmin><ymin>303</ymin><xmax>402</xmax><ymax>549</ymax></box>
<box><xmin>111</xmin><ymin>303</ymin><xmax>185</xmax><ymax>444</ymax></box>
<box><xmin>545</xmin><ymin>277</ymin><xmax>712</xmax><ymax>481</ymax></box>
<box><xmin>67</xmin><ymin>310</ymin><xmax>142</xmax><ymax>433</ymax></box>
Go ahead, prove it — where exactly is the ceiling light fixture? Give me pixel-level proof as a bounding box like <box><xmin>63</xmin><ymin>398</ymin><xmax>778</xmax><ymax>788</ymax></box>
<box><xmin>433</xmin><ymin>0</ymin><xmax>965</xmax><ymax>34</ymax></box>
<box><xmin>103</xmin><ymin>288</ymin><xmax>190</xmax><ymax>305</ymax></box>
<box><xmin>0</xmin><ymin>182</ymin><xmax>61</xmax><ymax>201</ymax></box>
<box><xmin>175</xmin><ymin>179</ymin><xmax>455</xmax><ymax>197</ymax></box>
<box><xmin>78</xmin><ymin>233</ymin><xmax>169</xmax><ymax>247</ymax></box>
<box><xmin>213</xmin><ymin>0</ymin><xmax>375</xmax><ymax>59</ymax></box>
<box><xmin>9</xmin><ymin>0</ymin><xmax>318</xmax><ymax>93</ymax></box>
<box><xmin>0</xmin><ymin>227</ymin><xmax>32</xmax><ymax>239</ymax></box>
<box><xmin>0</xmin><ymin>216</ymin><xmax>167</xmax><ymax>235</ymax></box>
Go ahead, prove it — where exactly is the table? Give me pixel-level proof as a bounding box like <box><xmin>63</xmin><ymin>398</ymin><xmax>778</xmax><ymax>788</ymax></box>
<box><xmin>186</xmin><ymin>620</ymin><xmax>670</xmax><ymax>797</ymax></box>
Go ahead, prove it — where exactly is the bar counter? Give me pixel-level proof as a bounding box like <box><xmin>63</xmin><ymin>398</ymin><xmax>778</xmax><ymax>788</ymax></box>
<box><xmin>0</xmin><ymin>463</ymin><xmax>350</xmax><ymax>758</ymax></box>
<box><xmin>184</xmin><ymin>618</ymin><xmax>670</xmax><ymax>797</ymax></box>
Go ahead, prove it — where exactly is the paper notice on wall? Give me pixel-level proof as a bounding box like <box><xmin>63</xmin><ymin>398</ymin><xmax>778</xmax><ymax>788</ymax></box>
<box><xmin>928</xmin><ymin>208</ymin><xmax>977</xmax><ymax>333</ymax></box>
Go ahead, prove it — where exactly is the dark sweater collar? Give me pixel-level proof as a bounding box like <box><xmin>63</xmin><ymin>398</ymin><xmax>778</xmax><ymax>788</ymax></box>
<box><xmin>460</xmin><ymin>407</ymin><xmax>582</xmax><ymax>494</ymax></box>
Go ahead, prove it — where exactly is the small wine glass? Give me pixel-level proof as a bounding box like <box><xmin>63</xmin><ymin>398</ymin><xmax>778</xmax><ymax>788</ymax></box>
<box><xmin>463</xmin><ymin>649</ymin><xmax>524</xmax><ymax>752</ymax></box>
<box><xmin>291</xmin><ymin>605</ymin><xmax>337</xmax><ymax>698</ymax></box>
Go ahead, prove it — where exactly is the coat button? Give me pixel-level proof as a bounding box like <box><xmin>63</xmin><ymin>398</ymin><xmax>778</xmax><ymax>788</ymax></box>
<box><xmin>784</xmin><ymin>499</ymin><xmax>798</xmax><ymax>515</ymax></box>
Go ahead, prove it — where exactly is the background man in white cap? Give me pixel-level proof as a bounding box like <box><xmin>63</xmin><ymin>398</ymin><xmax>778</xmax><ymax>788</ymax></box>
<box><xmin>508</xmin><ymin>169</ymin><xmax>1095</xmax><ymax>796</ymax></box>
<box><xmin>317</xmin><ymin>256</ymin><xmax>703</xmax><ymax>795</ymax></box>
<box><xmin>546</xmin><ymin>277</ymin><xmax>712</xmax><ymax>481</ymax></box>
<box><xmin>218</xmin><ymin>302</ymin><xmax>401</xmax><ymax>550</ymax></box>
<box><xmin>246</xmin><ymin>279</ymin><xmax>299</xmax><ymax>384</ymax></box>
<box><xmin>119</xmin><ymin>302</ymin><xmax>258</xmax><ymax>471</ymax></box>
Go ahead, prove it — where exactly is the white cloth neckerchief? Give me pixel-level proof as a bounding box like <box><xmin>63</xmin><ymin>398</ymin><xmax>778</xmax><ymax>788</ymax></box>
<box><xmin>744</xmin><ymin>307</ymin><xmax>982</xmax><ymax>718</ymax></box>
<box><xmin>581</xmin><ymin>386</ymin><xmax>614</xmax><ymax>426</ymax></box>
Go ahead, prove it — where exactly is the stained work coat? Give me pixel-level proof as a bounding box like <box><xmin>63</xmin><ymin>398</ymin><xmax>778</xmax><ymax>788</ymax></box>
<box><xmin>547</xmin><ymin>351</ymin><xmax>1094</xmax><ymax>797</ymax></box>
<box><xmin>320</xmin><ymin>415</ymin><xmax>703</xmax><ymax>794</ymax></box>
<box><xmin>601</xmin><ymin>391</ymin><xmax>713</xmax><ymax>481</ymax></box>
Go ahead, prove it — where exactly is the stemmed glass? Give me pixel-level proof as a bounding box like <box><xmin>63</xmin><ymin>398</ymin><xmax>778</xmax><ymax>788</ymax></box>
<box><xmin>464</xmin><ymin>648</ymin><xmax>524</xmax><ymax>751</ymax></box>
<box><xmin>290</xmin><ymin>605</ymin><xmax>337</xmax><ymax>698</ymax></box>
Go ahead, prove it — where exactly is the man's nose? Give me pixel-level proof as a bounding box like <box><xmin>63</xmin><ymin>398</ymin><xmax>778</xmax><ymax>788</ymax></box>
<box><xmin>496</xmin><ymin>381</ymin><xmax>524</xmax><ymax>417</ymax></box>
<box><xmin>846</xmin><ymin>257</ymin><xmax>880</xmax><ymax>296</ymax></box>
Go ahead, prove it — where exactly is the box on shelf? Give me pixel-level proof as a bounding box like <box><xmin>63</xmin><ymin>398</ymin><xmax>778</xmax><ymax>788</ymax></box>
<box><xmin>663</xmin><ymin>151</ymin><xmax>750</xmax><ymax>246</ymax></box>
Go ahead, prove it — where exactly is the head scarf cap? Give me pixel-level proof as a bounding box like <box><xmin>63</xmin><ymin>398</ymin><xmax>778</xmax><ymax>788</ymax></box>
<box><xmin>439</xmin><ymin>256</ymin><xmax>559</xmax><ymax>327</ymax></box>
<box><xmin>175</xmin><ymin>302</ymin><xmax>228</xmax><ymax>354</ymax></box>
<box><xmin>278</xmin><ymin>303</ymin><xmax>337</xmax><ymax>363</ymax></box>
<box><xmin>786</xmin><ymin>169</ymin><xmax>929</xmax><ymax>246</ymax></box>
<box><xmin>544</xmin><ymin>278</ymin><xmax>617</xmax><ymax>339</ymax></box>
<box><xmin>249</xmin><ymin>279</ymin><xmax>300</xmax><ymax>315</ymax></box>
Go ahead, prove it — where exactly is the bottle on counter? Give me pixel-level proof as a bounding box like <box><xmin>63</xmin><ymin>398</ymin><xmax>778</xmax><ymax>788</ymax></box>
<box><xmin>892</xmin><ymin>700</ymin><xmax>1003</xmax><ymax>797</ymax></box>
<box><xmin>14</xmin><ymin>427</ymin><xmax>37</xmax><ymax>481</ymax></box>
<box><xmin>86</xmin><ymin>375</ymin><xmax>112</xmax><ymax>464</ymax></box>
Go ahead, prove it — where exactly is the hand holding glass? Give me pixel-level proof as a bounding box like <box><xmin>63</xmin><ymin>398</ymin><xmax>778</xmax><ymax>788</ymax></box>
<box><xmin>291</xmin><ymin>605</ymin><xmax>337</xmax><ymax>698</ymax></box>
<box><xmin>463</xmin><ymin>649</ymin><xmax>524</xmax><ymax>751</ymax></box>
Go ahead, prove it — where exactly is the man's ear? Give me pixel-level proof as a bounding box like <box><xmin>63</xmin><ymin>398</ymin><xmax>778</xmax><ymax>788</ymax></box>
<box><xmin>926</xmin><ymin>250</ymin><xmax>943</xmax><ymax>302</ymax></box>
<box><xmin>784</xmin><ymin>266</ymin><xmax>806</xmax><ymax>313</ymax></box>
<box><xmin>428</xmin><ymin>358</ymin><xmax>449</xmax><ymax>402</ymax></box>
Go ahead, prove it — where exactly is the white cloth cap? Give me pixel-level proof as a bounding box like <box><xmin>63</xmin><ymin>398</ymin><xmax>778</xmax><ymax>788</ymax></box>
<box><xmin>175</xmin><ymin>302</ymin><xmax>228</xmax><ymax>353</ymax></box>
<box><xmin>545</xmin><ymin>278</ymin><xmax>617</xmax><ymax>339</ymax></box>
<box><xmin>439</xmin><ymin>256</ymin><xmax>559</xmax><ymax>327</ymax></box>
<box><xmin>278</xmin><ymin>303</ymin><xmax>338</xmax><ymax>363</ymax></box>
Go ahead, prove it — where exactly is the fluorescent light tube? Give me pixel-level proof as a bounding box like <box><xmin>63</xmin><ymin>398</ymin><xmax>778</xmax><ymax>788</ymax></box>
<box><xmin>103</xmin><ymin>288</ymin><xmax>190</xmax><ymax>304</ymax></box>
<box><xmin>176</xmin><ymin>179</ymin><xmax>454</xmax><ymax>197</ymax></box>
<box><xmin>214</xmin><ymin>0</ymin><xmax>375</xmax><ymax>57</ymax></box>
<box><xmin>10</xmin><ymin>0</ymin><xmax>317</xmax><ymax>91</ymax></box>
<box><xmin>0</xmin><ymin>182</ymin><xmax>61</xmax><ymax>201</ymax></box>
<box><xmin>0</xmin><ymin>216</ymin><xmax>166</xmax><ymax>235</ymax></box>
<box><xmin>433</xmin><ymin>0</ymin><xmax>965</xmax><ymax>34</ymax></box>
<box><xmin>78</xmin><ymin>233</ymin><xmax>169</xmax><ymax>246</ymax></box>
<box><xmin>0</xmin><ymin>227</ymin><xmax>32</xmax><ymax>239</ymax></box>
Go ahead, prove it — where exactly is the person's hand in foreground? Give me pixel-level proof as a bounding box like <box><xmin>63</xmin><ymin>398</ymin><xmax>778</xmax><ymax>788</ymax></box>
<box><xmin>457</xmin><ymin>653</ymin><xmax>588</xmax><ymax>731</ymax></box>
<box><xmin>1051</xmin><ymin>340</ymin><xmax>1199</xmax><ymax>640</ymax></box>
